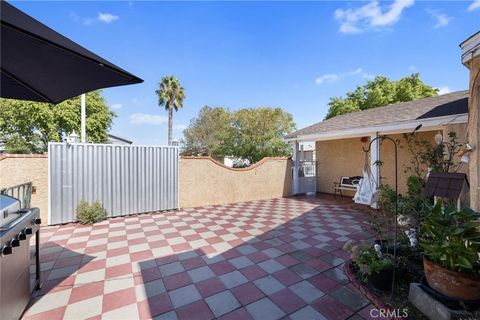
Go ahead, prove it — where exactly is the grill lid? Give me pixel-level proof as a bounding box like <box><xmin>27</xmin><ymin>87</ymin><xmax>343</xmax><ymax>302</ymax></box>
<box><xmin>0</xmin><ymin>194</ymin><xmax>21</xmax><ymax>228</ymax></box>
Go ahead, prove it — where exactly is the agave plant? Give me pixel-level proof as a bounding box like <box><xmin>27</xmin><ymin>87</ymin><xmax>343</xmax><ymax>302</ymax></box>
<box><xmin>420</xmin><ymin>200</ymin><xmax>480</xmax><ymax>275</ymax></box>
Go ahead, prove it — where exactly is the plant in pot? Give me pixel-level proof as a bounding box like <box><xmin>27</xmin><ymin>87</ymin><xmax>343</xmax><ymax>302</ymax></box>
<box><xmin>344</xmin><ymin>240</ymin><xmax>393</xmax><ymax>291</ymax></box>
<box><xmin>420</xmin><ymin>199</ymin><xmax>480</xmax><ymax>301</ymax></box>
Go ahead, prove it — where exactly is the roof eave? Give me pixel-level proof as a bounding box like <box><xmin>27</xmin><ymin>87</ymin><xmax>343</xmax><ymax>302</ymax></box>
<box><xmin>285</xmin><ymin>113</ymin><xmax>468</xmax><ymax>142</ymax></box>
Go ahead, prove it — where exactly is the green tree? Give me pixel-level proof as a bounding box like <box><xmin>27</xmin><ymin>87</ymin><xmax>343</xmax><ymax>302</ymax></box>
<box><xmin>182</xmin><ymin>106</ymin><xmax>233</xmax><ymax>159</ymax></box>
<box><xmin>325</xmin><ymin>73</ymin><xmax>438</xmax><ymax>119</ymax></box>
<box><xmin>155</xmin><ymin>76</ymin><xmax>186</xmax><ymax>146</ymax></box>
<box><xmin>0</xmin><ymin>91</ymin><xmax>115</xmax><ymax>153</ymax></box>
<box><xmin>230</xmin><ymin>108</ymin><xmax>295</xmax><ymax>163</ymax></box>
<box><xmin>182</xmin><ymin>107</ymin><xmax>295</xmax><ymax>164</ymax></box>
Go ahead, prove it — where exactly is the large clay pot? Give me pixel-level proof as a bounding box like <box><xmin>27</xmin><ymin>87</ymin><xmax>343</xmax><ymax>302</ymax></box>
<box><xmin>423</xmin><ymin>257</ymin><xmax>480</xmax><ymax>301</ymax></box>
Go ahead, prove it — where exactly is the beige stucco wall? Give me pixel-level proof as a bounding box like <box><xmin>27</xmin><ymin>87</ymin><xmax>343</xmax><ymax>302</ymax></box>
<box><xmin>179</xmin><ymin>157</ymin><xmax>292</xmax><ymax>208</ymax></box>
<box><xmin>316</xmin><ymin>131</ymin><xmax>438</xmax><ymax>196</ymax></box>
<box><xmin>315</xmin><ymin>137</ymin><xmax>366</xmax><ymax>196</ymax></box>
<box><xmin>0</xmin><ymin>155</ymin><xmax>48</xmax><ymax>224</ymax></box>
<box><xmin>466</xmin><ymin>54</ymin><xmax>480</xmax><ymax>211</ymax></box>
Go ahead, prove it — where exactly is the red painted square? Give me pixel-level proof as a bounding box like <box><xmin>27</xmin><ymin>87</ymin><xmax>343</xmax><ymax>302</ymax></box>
<box><xmin>276</xmin><ymin>243</ymin><xmax>297</xmax><ymax>253</ymax></box>
<box><xmin>270</xmin><ymin>288</ymin><xmax>306</xmax><ymax>314</ymax></box>
<box><xmin>312</xmin><ymin>295</ymin><xmax>354</xmax><ymax>320</ymax></box>
<box><xmin>135</xmin><ymin>266</ymin><xmax>161</xmax><ymax>284</ymax></box>
<box><xmin>137</xmin><ymin>292</ymin><xmax>173</xmax><ymax>318</ymax></box>
<box><xmin>78</xmin><ymin>259</ymin><xmax>106</xmax><ymax>274</ymax></box>
<box><xmin>210</xmin><ymin>261</ymin><xmax>236</xmax><ymax>275</ymax></box>
<box><xmin>176</xmin><ymin>300</ymin><xmax>213</xmax><ymax>320</ymax></box>
<box><xmin>231</xmin><ymin>283</ymin><xmax>264</xmax><ymax>305</ymax></box>
<box><xmin>308</xmin><ymin>273</ymin><xmax>342</xmax><ymax>293</ymax></box>
<box><xmin>222</xmin><ymin>249</ymin><xmax>241</xmax><ymax>260</ymax></box>
<box><xmin>163</xmin><ymin>272</ymin><xmax>192</xmax><ymax>291</ymax></box>
<box><xmin>84</xmin><ymin>244</ymin><xmax>107</xmax><ymax>254</ymax></box>
<box><xmin>246</xmin><ymin>251</ymin><xmax>269</xmax><ymax>263</ymax></box>
<box><xmin>54</xmin><ymin>255</ymin><xmax>83</xmax><ymax>268</ymax></box>
<box><xmin>106</xmin><ymin>247</ymin><xmax>129</xmax><ymax>258</ymax></box>
<box><xmin>272</xmin><ymin>268</ymin><xmax>302</xmax><ymax>286</ymax></box>
<box><xmin>102</xmin><ymin>287</ymin><xmax>137</xmax><ymax>313</ymax></box>
<box><xmin>196</xmin><ymin>277</ymin><xmax>226</xmax><ymax>297</ymax></box>
<box><xmin>306</xmin><ymin>258</ymin><xmax>332</xmax><ymax>272</ymax></box>
<box><xmin>239</xmin><ymin>265</ymin><xmax>267</xmax><ymax>281</ymax></box>
<box><xmin>25</xmin><ymin>306</ymin><xmax>66</xmax><ymax>320</ymax></box>
<box><xmin>130</xmin><ymin>250</ymin><xmax>153</xmax><ymax>262</ymax></box>
<box><xmin>105</xmin><ymin>263</ymin><xmax>132</xmax><ymax>279</ymax></box>
<box><xmin>69</xmin><ymin>281</ymin><xmax>104</xmax><ymax>304</ymax></box>
<box><xmin>181</xmin><ymin>257</ymin><xmax>206</xmax><ymax>271</ymax></box>
<box><xmin>275</xmin><ymin>255</ymin><xmax>299</xmax><ymax>267</ymax></box>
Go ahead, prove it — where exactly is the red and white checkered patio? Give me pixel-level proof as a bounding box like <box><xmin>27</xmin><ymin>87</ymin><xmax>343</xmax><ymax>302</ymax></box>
<box><xmin>23</xmin><ymin>195</ymin><xmax>378</xmax><ymax>320</ymax></box>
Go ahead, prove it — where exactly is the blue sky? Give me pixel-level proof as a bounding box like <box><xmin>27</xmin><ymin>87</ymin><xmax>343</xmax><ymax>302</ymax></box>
<box><xmin>12</xmin><ymin>1</ymin><xmax>480</xmax><ymax>145</ymax></box>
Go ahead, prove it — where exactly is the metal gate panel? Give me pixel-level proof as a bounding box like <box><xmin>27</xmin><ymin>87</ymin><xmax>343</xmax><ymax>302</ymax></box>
<box><xmin>48</xmin><ymin>143</ymin><xmax>179</xmax><ymax>225</ymax></box>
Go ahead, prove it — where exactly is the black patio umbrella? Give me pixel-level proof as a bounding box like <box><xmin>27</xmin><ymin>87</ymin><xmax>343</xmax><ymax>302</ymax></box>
<box><xmin>0</xmin><ymin>1</ymin><xmax>143</xmax><ymax>104</ymax></box>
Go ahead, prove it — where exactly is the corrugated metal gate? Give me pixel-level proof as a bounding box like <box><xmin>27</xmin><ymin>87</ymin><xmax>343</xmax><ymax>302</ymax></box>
<box><xmin>48</xmin><ymin>143</ymin><xmax>179</xmax><ymax>225</ymax></box>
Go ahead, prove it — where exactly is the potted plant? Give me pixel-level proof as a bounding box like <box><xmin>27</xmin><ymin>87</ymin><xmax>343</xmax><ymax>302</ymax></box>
<box><xmin>420</xmin><ymin>200</ymin><xmax>480</xmax><ymax>300</ymax></box>
<box><xmin>344</xmin><ymin>240</ymin><xmax>393</xmax><ymax>291</ymax></box>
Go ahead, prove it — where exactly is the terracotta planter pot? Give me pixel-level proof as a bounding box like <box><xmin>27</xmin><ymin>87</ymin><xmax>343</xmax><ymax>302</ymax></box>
<box><xmin>423</xmin><ymin>257</ymin><xmax>480</xmax><ymax>301</ymax></box>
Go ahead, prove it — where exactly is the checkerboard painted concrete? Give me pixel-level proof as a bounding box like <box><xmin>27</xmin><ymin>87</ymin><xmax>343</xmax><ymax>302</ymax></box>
<box><xmin>23</xmin><ymin>195</ymin><xmax>376</xmax><ymax>320</ymax></box>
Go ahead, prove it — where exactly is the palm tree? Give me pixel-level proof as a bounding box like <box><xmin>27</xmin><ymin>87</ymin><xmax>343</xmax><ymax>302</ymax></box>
<box><xmin>155</xmin><ymin>76</ymin><xmax>185</xmax><ymax>145</ymax></box>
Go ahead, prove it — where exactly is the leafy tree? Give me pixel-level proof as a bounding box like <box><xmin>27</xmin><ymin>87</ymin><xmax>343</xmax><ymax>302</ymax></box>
<box><xmin>182</xmin><ymin>106</ymin><xmax>295</xmax><ymax>164</ymax></box>
<box><xmin>0</xmin><ymin>91</ymin><xmax>115</xmax><ymax>153</ymax></box>
<box><xmin>325</xmin><ymin>73</ymin><xmax>438</xmax><ymax>119</ymax></box>
<box><xmin>230</xmin><ymin>108</ymin><xmax>296</xmax><ymax>163</ymax></box>
<box><xmin>182</xmin><ymin>106</ymin><xmax>233</xmax><ymax>159</ymax></box>
<box><xmin>155</xmin><ymin>76</ymin><xmax>186</xmax><ymax>146</ymax></box>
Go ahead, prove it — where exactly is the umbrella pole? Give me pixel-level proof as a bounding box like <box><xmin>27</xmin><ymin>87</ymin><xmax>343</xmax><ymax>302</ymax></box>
<box><xmin>81</xmin><ymin>93</ymin><xmax>86</xmax><ymax>143</ymax></box>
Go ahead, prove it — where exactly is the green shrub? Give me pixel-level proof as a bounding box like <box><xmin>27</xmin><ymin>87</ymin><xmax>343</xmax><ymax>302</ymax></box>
<box><xmin>420</xmin><ymin>199</ymin><xmax>480</xmax><ymax>275</ymax></box>
<box><xmin>76</xmin><ymin>200</ymin><xmax>107</xmax><ymax>224</ymax></box>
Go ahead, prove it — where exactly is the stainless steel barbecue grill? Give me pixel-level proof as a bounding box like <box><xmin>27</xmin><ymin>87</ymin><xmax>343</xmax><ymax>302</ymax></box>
<box><xmin>0</xmin><ymin>194</ymin><xmax>41</xmax><ymax>320</ymax></box>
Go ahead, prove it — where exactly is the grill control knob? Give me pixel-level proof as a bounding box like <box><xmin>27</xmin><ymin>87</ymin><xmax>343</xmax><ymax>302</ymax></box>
<box><xmin>33</xmin><ymin>218</ymin><xmax>41</xmax><ymax>225</ymax></box>
<box><xmin>1</xmin><ymin>245</ymin><xmax>12</xmax><ymax>256</ymax></box>
<box><xmin>18</xmin><ymin>233</ymin><xmax>27</xmax><ymax>241</ymax></box>
<box><xmin>24</xmin><ymin>227</ymin><xmax>33</xmax><ymax>235</ymax></box>
<box><xmin>10</xmin><ymin>239</ymin><xmax>20</xmax><ymax>247</ymax></box>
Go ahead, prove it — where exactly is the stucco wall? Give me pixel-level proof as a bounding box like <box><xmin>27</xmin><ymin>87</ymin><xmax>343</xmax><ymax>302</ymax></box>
<box><xmin>179</xmin><ymin>156</ymin><xmax>292</xmax><ymax>208</ymax></box>
<box><xmin>0</xmin><ymin>154</ymin><xmax>292</xmax><ymax>224</ymax></box>
<box><xmin>315</xmin><ymin>131</ymin><xmax>439</xmax><ymax>196</ymax></box>
<box><xmin>467</xmin><ymin>54</ymin><xmax>480</xmax><ymax>211</ymax></box>
<box><xmin>315</xmin><ymin>137</ymin><xmax>366</xmax><ymax>196</ymax></box>
<box><xmin>0</xmin><ymin>155</ymin><xmax>48</xmax><ymax>224</ymax></box>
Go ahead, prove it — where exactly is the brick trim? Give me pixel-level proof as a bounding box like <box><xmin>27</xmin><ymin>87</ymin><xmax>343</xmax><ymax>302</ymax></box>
<box><xmin>0</xmin><ymin>154</ymin><xmax>48</xmax><ymax>161</ymax></box>
<box><xmin>180</xmin><ymin>156</ymin><xmax>291</xmax><ymax>172</ymax></box>
<box><xmin>344</xmin><ymin>260</ymin><xmax>403</xmax><ymax>320</ymax></box>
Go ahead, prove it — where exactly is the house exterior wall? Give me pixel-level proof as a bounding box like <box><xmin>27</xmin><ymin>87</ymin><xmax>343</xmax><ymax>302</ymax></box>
<box><xmin>315</xmin><ymin>131</ymin><xmax>438</xmax><ymax>196</ymax></box>
<box><xmin>467</xmin><ymin>55</ymin><xmax>480</xmax><ymax>211</ymax></box>
<box><xmin>0</xmin><ymin>155</ymin><xmax>48</xmax><ymax>224</ymax></box>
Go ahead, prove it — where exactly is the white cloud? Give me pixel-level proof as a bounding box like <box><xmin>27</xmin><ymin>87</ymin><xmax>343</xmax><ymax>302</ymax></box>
<box><xmin>315</xmin><ymin>74</ymin><xmax>339</xmax><ymax>85</ymax></box>
<box><xmin>335</xmin><ymin>0</ymin><xmax>414</xmax><ymax>34</ymax></box>
<box><xmin>128</xmin><ymin>113</ymin><xmax>168</xmax><ymax>125</ymax></box>
<box><xmin>110</xmin><ymin>103</ymin><xmax>123</xmax><ymax>110</ymax></box>
<box><xmin>437</xmin><ymin>86</ymin><xmax>452</xmax><ymax>95</ymax></box>
<box><xmin>315</xmin><ymin>68</ymin><xmax>372</xmax><ymax>85</ymax></box>
<box><xmin>69</xmin><ymin>12</ymin><xmax>94</xmax><ymax>25</ymax></box>
<box><xmin>173</xmin><ymin>124</ymin><xmax>187</xmax><ymax>131</ymax></box>
<box><xmin>468</xmin><ymin>0</ymin><xmax>480</xmax><ymax>11</ymax></box>
<box><xmin>427</xmin><ymin>9</ymin><xmax>452</xmax><ymax>28</ymax></box>
<box><xmin>98</xmin><ymin>13</ymin><xmax>119</xmax><ymax>24</ymax></box>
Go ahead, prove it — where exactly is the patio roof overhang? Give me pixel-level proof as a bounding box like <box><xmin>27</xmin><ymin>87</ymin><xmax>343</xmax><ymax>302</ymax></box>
<box><xmin>285</xmin><ymin>113</ymin><xmax>468</xmax><ymax>143</ymax></box>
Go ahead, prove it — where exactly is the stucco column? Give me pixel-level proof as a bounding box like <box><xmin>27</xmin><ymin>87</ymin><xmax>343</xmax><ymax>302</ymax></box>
<box><xmin>292</xmin><ymin>141</ymin><xmax>299</xmax><ymax>194</ymax></box>
<box><xmin>370</xmin><ymin>133</ymin><xmax>381</xmax><ymax>208</ymax></box>
<box><xmin>467</xmin><ymin>58</ymin><xmax>480</xmax><ymax>211</ymax></box>
<box><xmin>461</xmin><ymin>33</ymin><xmax>480</xmax><ymax>211</ymax></box>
